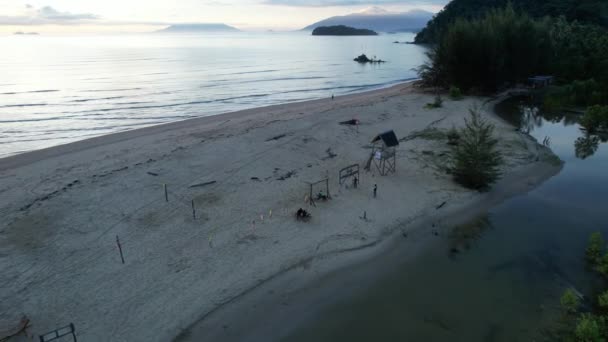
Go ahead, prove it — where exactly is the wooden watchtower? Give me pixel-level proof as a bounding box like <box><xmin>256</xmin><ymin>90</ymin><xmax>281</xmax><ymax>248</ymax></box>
<box><xmin>365</xmin><ymin>130</ymin><xmax>398</xmax><ymax>176</ymax></box>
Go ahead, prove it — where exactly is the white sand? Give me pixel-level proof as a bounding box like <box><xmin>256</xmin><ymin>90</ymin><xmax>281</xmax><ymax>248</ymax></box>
<box><xmin>0</xmin><ymin>83</ymin><xmax>560</xmax><ymax>341</ymax></box>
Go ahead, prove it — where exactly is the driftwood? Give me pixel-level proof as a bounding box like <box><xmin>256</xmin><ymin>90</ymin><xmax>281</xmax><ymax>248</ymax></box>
<box><xmin>189</xmin><ymin>181</ymin><xmax>217</xmax><ymax>188</ymax></box>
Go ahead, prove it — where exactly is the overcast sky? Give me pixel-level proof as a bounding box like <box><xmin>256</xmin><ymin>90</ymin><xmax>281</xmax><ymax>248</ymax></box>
<box><xmin>0</xmin><ymin>0</ymin><xmax>447</xmax><ymax>33</ymax></box>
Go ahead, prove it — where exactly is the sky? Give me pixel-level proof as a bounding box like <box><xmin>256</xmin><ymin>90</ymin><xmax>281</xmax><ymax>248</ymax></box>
<box><xmin>0</xmin><ymin>0</ymin><xmax>447</xmax><ymax>33</ymax></box>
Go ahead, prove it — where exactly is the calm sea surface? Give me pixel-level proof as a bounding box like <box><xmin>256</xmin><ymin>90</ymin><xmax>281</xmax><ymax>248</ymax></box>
<box><xmin>0</xmin><ymin>32</ymin><xmax>424</xmax><ymax>158</ymax></box>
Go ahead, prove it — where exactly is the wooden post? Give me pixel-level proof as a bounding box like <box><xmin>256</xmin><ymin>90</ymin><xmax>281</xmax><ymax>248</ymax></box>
<box><xmin>116</xmin><ymin>235</ymin><xmax>125</xmax><ymax>264</ymax></box>
<box><xmin>191</xmin><ymin>200</ymin><xmax>196</xmax><ymax>220</ymax></box>
<box><xmin>164</xmin><ymin>184</ymin><xmax>168</xmax><ymax>202</ymax></box>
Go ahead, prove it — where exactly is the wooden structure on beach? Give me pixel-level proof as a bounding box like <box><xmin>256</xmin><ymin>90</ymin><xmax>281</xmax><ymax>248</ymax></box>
<box><xmin>528</xmin><ymin>76</ymin><xmax>554</xmax><ymax>89</ymax></box>
<box><xmin>365</xmin><ymin>130</ymin><xmax>398</xmax><ymax>176</ymax></box>
<box><xmin>305</xmin><ymin>178</ymin><xmax>330</xmax><ymax>207</ymax></box>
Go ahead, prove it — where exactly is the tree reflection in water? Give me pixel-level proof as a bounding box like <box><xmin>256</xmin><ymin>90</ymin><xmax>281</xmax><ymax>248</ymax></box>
<box><xmin>496</xmin><ymin>96</ymin><xmax>608</xmax><ymax>160</ymax></box>
<box><xmin>575</xmin><ymin>133</ymin><xmax>608</xmax><ymax>159</ymax></box>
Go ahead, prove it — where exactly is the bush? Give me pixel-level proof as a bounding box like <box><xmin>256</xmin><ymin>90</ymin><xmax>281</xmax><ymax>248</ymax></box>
<box><xmin>426</xmin><ymin>95</ymin><xmax>443</xmax><ymax>109</ymax></box>
<box><xmin>449</xmin><ymin>86</ymin><xmax>464</xmax><ymax>100</ymax></box>
<box><xmin>574</xmin><ymin>314</ymin><xmax>606</xmax><ymax>342</ymax></box>
<box><xmin>598</xmin><ymin>291</ymin><xmax>608</xmax><ymax>309</ymax></box>
<box><xmin>447</xmin><ymin>126</ymin><xmax>460</xmax><ymax>145</ymax></box>
<box><xmin>561</xmin><ymin>288</ymin><xmax>581</xmax><ymax>314</ymax></box>
<box><xmin>580</xmin><ymin>105</ymin><xmax>608</xmax><ymax>133</ymax></box>
<box><xmin>452</xmin><ymin>109</ymin><xmax>503</xmax><ymax>189</ymax></box>
<box><xmin>587</xmin><ymin>232</ymin><xmax>605</xmax><ymax>264</ymax></box>
<box><xmin>595</xmin><ymin>253</ymin><xmax>608</xmax><ymax>277</ymax></box>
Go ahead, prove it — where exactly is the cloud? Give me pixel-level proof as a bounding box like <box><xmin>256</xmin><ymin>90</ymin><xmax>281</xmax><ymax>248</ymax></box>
<box><xmin>0</xmin><ymin>5</ymin><xmax>100</xmax><ymax>25</ymax></box>
<box><xmin>264</xmin><ymin>0</ymin><xmax>448</xmax><ymax>6</ymax></box>
<box><xmin>37</xmin><ymin>6</ymin><xmax>99</xmax><ymax>21</ymax></box>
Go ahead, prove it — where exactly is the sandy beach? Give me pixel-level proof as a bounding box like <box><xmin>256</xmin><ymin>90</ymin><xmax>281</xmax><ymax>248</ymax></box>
<box><xmin>0</xmin><ymin>82</ymin><xmax>561</xmax><ymax>341</ymax></box>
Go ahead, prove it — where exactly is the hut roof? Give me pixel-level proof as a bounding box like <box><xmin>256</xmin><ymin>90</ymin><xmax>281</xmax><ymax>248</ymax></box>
<box><xmin>371</xmin><ymin>130</ymin><xmax>399</xmax><ymax>147</ymax></box>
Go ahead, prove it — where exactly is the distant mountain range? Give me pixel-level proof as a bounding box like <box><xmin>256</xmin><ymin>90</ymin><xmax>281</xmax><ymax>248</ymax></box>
<box><xmin>303</xmin><ymin>7</ymin><xmax>434</xmax><ymax>33</ymax></box>
<box><xmin>157</xmin><ymin>24</ymin><xmax>239</xmax><ymax>33</ymax></box>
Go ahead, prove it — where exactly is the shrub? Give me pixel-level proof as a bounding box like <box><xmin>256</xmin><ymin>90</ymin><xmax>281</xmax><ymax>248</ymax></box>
<box><xmin>447</xmin><ymin>126</ymin><xmax>460</xmax><ymax>145</ymax></box>
<box><xmin>574</xmin><ymin>314</ymin><xmax>606</xmax><ymax>342</ymax></box>
<box><xmin>580</xmin><ymin>105</ymin><xmax>608</xmax><ymax>133</ymax></box>
<box><xmin>561</xmin><ymin>288</ymin><xmax>581</xmax><ymax>314</ymax></box>
<box><xmin>452</xmin><ymin>109</ymin><xmax>503</xmax><ymax>189</ymax></box>
<box><xmin>586</xmin><ymin>232</ymin><xmax>605</xmax><ymax>264</ymax></box>
<box><xmin>598</xmin><ymin>291</ymin><xmax>608</xmax><ymax>309</ymax></box>
<box><xmin>426</xmin><ymin>95</ymin><xmax>443</xmax><ymax>109</ymax></box>
<box><xmin>595</xmin><ymin>253</ymin><xmax>608</xmax><ymax>277</ymax></box>
<box><xmin>449</xmin><ymin>86</ymin><xmax>463</xmax><ymax>100</ymax></box>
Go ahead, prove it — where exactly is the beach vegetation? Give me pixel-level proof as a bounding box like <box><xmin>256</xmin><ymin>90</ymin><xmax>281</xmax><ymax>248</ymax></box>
<box><xmin>560</xmin><ymin>288</ymin><xmax>580</xmax><ymax>314</ymax></box>
<box><xmin>580</xmin><ymin>106</ymin><xmax>608</xmax><ymax>134</ymax></box>
<box><xmin>447</xmin><ymin>126</ymin><xmax>460</xmax><ymax>145</ymax></box>
<box><xmin>418</xmin><ymin>5</ymin><xmax>552</xmax><ymax>92</ymax></box>
<box><xmin>574</xmin><ymin>314</ymin><xmax>606</xmax><ymax>342</ymax></box>
<box><xmin>449</xmin><ymin>86</ymin><xmax>463</xmax><ymax>100</ymax></box>
<box><xmin>543</xmin><ymin>80</ymin><xmax>608</xmax><ymax>111</ymax></box>
<box><xmin>452</xmin><ymin>108</ymin><xmax>503</xmax><ymax>190</ymax></box>
<box><xmin>417</xmin><ymin>6</ymin><xmax>608</xmax><ymax>101</ymax></box>
<box><xmin>598</xmin><ymin>291</ymin><xmax>608</xmax><ymax>309</ymax></box>
<box><xmin>586</xmin><ymin>232</ymin><xmax>605</xmax><ymax>264</ymax></box>
<box><xmin>425</xmin><ymin>95</ymin><xmax>443</xmax><ymax>109</ymax></box>
<box><xmin>415</xmin><ymin>0</ymin><xmax>608</xmax><ymax>44</ymax></box>
<box><xmin>558</xmin><ymin>232</ymin><xmax>608</xmax><ymax>340</ymax></box>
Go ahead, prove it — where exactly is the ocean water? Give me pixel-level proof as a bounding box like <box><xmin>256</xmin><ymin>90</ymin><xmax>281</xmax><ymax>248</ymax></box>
<box><xmin>0</xmin><ymin>32</ymin><xmax>425</xmax><ymax>158</ymax></box>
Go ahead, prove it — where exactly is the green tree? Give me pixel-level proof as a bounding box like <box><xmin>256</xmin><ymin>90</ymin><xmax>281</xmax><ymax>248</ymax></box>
<box><xmin>586</xmin><ymin>232</ymin><xmax>605</xmax><ymax>264</ymax></box>
<box><xmin>574</xmin><ymin>314</ymin><xmax>606</xmax><ymax>342</ymax></box>
<box><xmin>580</xmin><ymin>106</ymin><xmax>608</xmax><ymax>133</ymax></box>
<box><xmin>598</xmin><ymin>291</ymin><xmax>608</xmax><ymax>309</ymax></box>
<box><xmin>449</xmin><ymin>86</ymin><xmax>464</xmax><ymax>100</ymax></box>
<box><xmin>452</xmin><ymin>109</ymin><xmax>503</xmax><ymax>189</ymax></box>
<box><xmin>561</xmin><ymin>288</ymin><xmax>581</xmax><ymax>314</ymax></box>
<box><xmin>418</xmin><ymin>5</ymin><xmax>553</xmax><ymax>92</ymax></box>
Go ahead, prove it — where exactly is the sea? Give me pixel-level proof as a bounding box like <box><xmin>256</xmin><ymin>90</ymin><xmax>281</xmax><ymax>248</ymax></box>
<box><xmin>0</xmin><ymin>31</ymin><xmax>426</xmax><ymax>158</ymax></box>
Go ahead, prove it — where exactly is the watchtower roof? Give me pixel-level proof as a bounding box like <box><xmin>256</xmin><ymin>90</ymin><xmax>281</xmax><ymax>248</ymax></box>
<box><xmin>371</xmin><ymin>130</ymin><xmax>399</xmax><ymax>147</ymax></box>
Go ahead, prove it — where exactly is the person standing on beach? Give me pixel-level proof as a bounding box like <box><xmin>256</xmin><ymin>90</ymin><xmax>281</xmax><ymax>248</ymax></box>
<box><xmin>373</xmin><ymin>184</ymin><xmax>377</xmax><ymax>198</ymax></box>
<box><xmin>353</xmin><ymin>176</ymin><xmax>358</xmax><ymax>189</ymax></box>
<box><xmin>331</xmin><ymin>94</ymin><xmax>334</xmax><ymax>100</ymax></box>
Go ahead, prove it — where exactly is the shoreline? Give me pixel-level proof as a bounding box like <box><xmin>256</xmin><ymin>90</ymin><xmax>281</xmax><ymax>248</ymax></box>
<box><xmin>175</xmin><ymin>162</ymin><xmax>561</xmax><ymax>342</ymax></box>
<box><xmin>172</xmin><ymin>95</ymin><xmax>563</xmax><ymax>341</ymax></box>
<box><xmin>0</xmin><ymin>83</ymin><xmax>561</xmax><ymax>341</ymax></box>
<box><xmin>0</xmin><ymin>80</ymin><xmax>416</xmax><ymax>172</ymax></box>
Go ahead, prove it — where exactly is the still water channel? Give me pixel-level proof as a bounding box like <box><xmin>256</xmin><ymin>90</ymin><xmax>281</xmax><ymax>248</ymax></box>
<box><xmin>283</xmin><ymin>97</ymin><xmax>608</xmax><ymax>341</ymax></box>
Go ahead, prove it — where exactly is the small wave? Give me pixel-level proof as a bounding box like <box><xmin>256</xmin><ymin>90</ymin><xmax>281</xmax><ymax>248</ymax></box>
<box><xmin>0</xmin><ymin>116</ymin><xmax>61</xmax><ymax>123</ymax></box>
<box><xmin>70</xmin><ymin>96</ymin><xmax>126</xmax><ymax>103</ymax></box>
<box><xmin>1</xmin><ymin>89</ymin><xmax>58</xmax><ymax>95</ymax></box>
<box><xmin>215</xmin><ymin>69</ymin><xmax>279</xmax><ymax>77</ymax></box>
<box><xmin>63</xmin><ymin>94</ymin><xmax>270</xmax><ymax>114</ymax></box>
<box><xmin>221</xmin><ymin>76</ymin><xmax>327</xmax><ymax>85</ymax></box>
<box><xmin>28</xmin><ymin>89</ymin><xmax>59</xmax><ymax>93</ymax></box>
<box><xmin>0</xmin><ymin>103</ymin><xmax>48</xmax><ymax>108</ymax></box>
<box><xmin>82</xmin><ymin>88</ymin><xmax>142</xmax><ymax>93</ymax></box>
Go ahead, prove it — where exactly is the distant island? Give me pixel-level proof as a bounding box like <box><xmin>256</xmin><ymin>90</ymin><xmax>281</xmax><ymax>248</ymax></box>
<box><xmin>303</xmin><ymin>7</ymin><xmax>433</xmax><ymax>33</ymax></box>
<box><xmin>157</xmin><ymin>24</ymin><xmax>239</xmax><ymax>33</ymax></box>
<box><xmin>13</xmin><ymin>32</ymin><xmax>39</xmax><ymax>35</ymax></box>
<box><xmin>312</xmin><ymin>25</ymin><xmax>377</xmax><ymax>36</ymax></box>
